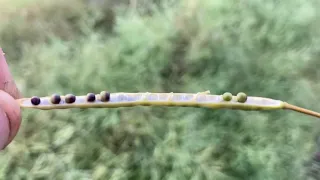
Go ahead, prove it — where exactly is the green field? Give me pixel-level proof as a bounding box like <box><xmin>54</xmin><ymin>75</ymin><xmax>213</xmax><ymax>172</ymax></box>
<box><xmin>1</xmin><ymin>0</ymin><xmax>320</xmax><ymax>179</ymax></box>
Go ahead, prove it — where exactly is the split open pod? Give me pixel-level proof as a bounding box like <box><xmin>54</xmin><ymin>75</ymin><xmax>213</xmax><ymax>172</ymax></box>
<box><xmin>16</xmin><ymin>90</ymin><xmax>320</xmax><ymax>119</ymax></box>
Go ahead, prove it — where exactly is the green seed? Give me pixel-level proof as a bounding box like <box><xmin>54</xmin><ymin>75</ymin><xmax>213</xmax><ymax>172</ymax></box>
<box><xmin>237</xmin><ymin>92</ymin><xmax>247</xmax><ymax>103</ymax></box>
<box><xmin>222</xmin><ymin>92</ymin><xmax>233</xmax><ymax>101</ymax></box>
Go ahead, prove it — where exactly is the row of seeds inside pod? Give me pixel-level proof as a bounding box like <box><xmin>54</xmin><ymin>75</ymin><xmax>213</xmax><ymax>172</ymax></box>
<box><xmin>30</xmin><ymin>91</ymin><xmax>111</xmax><ymax>105</ymax></box>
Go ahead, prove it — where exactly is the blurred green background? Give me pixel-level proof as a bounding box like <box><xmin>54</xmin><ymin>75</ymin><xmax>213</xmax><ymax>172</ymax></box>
<box><xmin>1</xmin><ymin>0</ymin><xmax>320</xmax><ymax>179</ymax></box>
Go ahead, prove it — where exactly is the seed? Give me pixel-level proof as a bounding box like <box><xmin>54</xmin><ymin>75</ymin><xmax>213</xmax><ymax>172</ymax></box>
<box><xmin>222</xmin><ymin>92</ymin><xmax>233</xmax><ymax>101</ymax></box>
<box><xmin>50</xmin><ymin>94</ymin><xmax>61</xmax><ymax>104</ymax></box>
<box><xmin>100</xmin><ymin>91</ymin><xmax>110</xmax><ymax>102</ymax></box>
<box><xmin>31</xmin><ymin>96</ymin><xmax>41</xmax><ymax>105</ymax></box>
<box><xmin>237</xmin><ymin>92</ymin><xmax>247</xmax><ymax>103</ymax></box>
<box><xmin>65</xmin><ymin>94</ymin><xmax>76</xmax><ymax>103</ymax></box>
<box><xmin>86</xmin><ymin>93</ymin><xmax>96</xmax><ymax>102</ymax></box>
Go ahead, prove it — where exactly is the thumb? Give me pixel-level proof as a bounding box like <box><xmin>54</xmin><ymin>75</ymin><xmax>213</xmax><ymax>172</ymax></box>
<box><xmin>0</xmin><ymin>90</ymin><xmax>21</xmax><ymax>149</ymax></box>
<box><xmin>0</xmin><ymin>109</ymin><xmax>9</xmax><ymax>149</ymax></box>
<box><xmin>0</xmin><ymin>48</ymin><xmax>22</xmax><ymax>99</ymax></box>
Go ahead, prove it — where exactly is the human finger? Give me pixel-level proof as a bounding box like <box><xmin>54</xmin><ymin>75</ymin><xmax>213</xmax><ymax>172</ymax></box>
<box><xmin>0</xmin><ymin>109</ymin><xmax>10</xmax><ymax>149</ymax></box>
<box><xmin>0</xmin><ymin>48</ymin><xmax>22</xmax><ymax>99</ymax></box>
<box><xmin>0</xmin><ymin>90</ymin><xmax>21</xmax><ymax>149</ymax></box>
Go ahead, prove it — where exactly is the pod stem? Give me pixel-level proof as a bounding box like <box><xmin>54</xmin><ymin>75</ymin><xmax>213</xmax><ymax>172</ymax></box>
<box><xmin>283</xmin><ymin>102</ymin><xmax>320</xmax><ymax>118</ymax></box>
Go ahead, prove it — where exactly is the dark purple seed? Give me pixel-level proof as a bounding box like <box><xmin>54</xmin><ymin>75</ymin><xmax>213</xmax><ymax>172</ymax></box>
<box><xmin>86</xmin><ymin>93</ymin><xmax>96</xmax><ymax>102</ymax></box>
<box><xmin>31</xmin><ymin>96</ymin><xmax>41</xmax><ymax>105</ymax></box>
<box><xmin>314</xmin><ymin>152</ymin><xmax>320</xmax><ymax>162</ymax></box>
<box><xmin>100</xmin><ymin>91</ymin><xmax>110</xmax><ymax>102</ymax></box>
<box><xmin>50</xmin><ymin>94</ymin><xmax>61</xmax><ymax>104</ymax></box>
<box><xmin>65</xmin><ymin>94</ymin><xmax>76</xmax><ymax>103</ymax></box>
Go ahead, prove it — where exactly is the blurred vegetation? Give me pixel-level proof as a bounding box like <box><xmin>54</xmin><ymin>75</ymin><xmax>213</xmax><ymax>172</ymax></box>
<box><xmin>1</xmin><ymin>0</ymin><xmax>320</xmax><ymax>179</ymax></box>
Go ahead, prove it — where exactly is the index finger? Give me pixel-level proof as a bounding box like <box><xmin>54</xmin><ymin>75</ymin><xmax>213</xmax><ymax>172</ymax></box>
<box><xmin>0</xmin><ymin>48</ymin><xmax>22</xmax><ymax>99</ymax></box>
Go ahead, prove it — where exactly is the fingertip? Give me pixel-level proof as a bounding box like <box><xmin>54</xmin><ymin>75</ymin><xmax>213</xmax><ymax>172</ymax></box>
<box><xmin>0</xmin><ymin>48</ymin><xmax>22</xmax><ymax>99</ymax></box>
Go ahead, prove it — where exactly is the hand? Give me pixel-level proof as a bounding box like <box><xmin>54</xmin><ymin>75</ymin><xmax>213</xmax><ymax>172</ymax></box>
<box><xmin>0</xmin><ymin>48</ymin><xmax>22</xmax><ymax>150</ymax></box>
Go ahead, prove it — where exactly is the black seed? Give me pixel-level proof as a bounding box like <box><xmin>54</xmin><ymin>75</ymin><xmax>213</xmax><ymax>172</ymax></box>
<box><xmin>314</xmin><ymin>152</ymin><xmax>320</xmax><ymax>162</ymax></box>
<box><xmin>31</xmin><ymin>96</ymin><xmax>41</xmax><ymax>105</ymax></box>
<box><xmin>86</xmin><ymin>93</ymin><xmax>96</xmax><ymax>102</ymax></box>
<box><xmin>65</xmin><ymin>94</ymin><xmax>76</xmax><ymax>103</ymax></box>
<box><xmin>50</xmin><ymin>94</ymin><xmax>61</xmax><ymax>104</ymax></box>
<box><xmin>100</xmin><ymin>91</ymin><xmax>110</xmax><ymax>102</ymax></box>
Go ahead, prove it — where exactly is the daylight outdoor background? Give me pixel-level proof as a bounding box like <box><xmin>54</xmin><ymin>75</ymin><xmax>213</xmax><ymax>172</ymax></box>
<box><xmin>0</xmin><ymin>0</ymin><xmax>320</xmax><ymax>179</ymax></box>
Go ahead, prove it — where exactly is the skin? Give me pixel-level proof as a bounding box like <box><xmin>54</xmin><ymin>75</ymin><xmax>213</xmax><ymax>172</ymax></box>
<box><xmin>0</xmin><ymin>48</ymin><xmax>22</xmax><ymax>150</ymax></box>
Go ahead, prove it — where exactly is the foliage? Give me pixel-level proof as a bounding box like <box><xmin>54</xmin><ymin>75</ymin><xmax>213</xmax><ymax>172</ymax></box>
<box><xmin>1</xmin><ymin>0</ymin><xmax>320</xmax><ymax>179</ymax></box>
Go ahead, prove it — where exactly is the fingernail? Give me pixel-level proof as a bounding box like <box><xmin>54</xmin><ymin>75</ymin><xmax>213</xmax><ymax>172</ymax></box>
<box><xmin>0</xmin><ymin>48</ymin><xmax>6</xmax><ymax>61</ymax></box>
